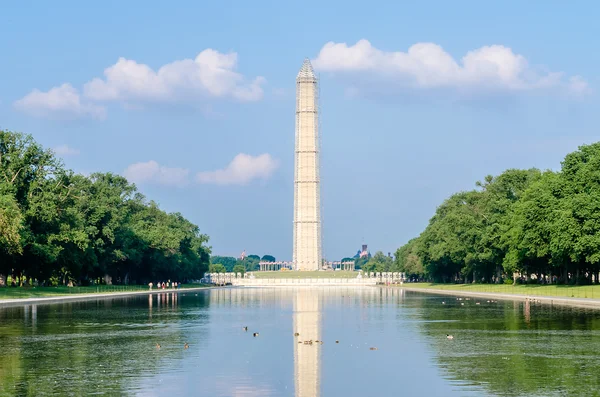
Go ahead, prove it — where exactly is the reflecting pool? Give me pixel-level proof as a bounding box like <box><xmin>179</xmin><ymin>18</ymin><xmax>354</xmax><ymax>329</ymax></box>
<box><xmin>1</xmin><ymin>288</ymin><xmax>599</xmax><ymax>396</ymax></box>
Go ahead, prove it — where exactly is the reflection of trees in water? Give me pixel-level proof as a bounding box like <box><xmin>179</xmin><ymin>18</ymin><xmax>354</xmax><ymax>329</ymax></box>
<box><xmin>407</xmin><ymin>292</ymin><xmax>600</xmax><ymax>396</ymax></box>
<box><xmin>10</xmin><ymin>288</ymin><xmax>597</xmax><ymax>396</ymax></box>
<box><xmin>0</xmin><ymin>292</ymin><xmax>210</xmax><ymax>395</ymax></box>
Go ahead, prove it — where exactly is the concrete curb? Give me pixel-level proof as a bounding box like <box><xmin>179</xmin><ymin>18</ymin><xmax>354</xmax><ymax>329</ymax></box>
<box><xmin>400</xmin><ymin>287</ymin><xmax>600</xmax><ymax>309</ymax></box>
<box><xmin>0</xmin><ymin>286</ymin><xmax>222</xmax><ymax>308</ymax></box>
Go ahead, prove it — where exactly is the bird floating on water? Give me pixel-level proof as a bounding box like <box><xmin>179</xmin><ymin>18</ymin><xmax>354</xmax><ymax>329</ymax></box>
<box><xmin>335</xmin><ymin>340</ymin><xmax>339</xmax><ymax>344</ymax></box>
<box><xmin>184</xmin><ymin>343</ymin><xmax>189</xmax><ymax>349</ymax></box>
<box><xmin>369</xmin><ymin>347</ymin><xmax>378</xmax><ymax>350</ymax></box>
<box><xmin>446</xmin><ymin>334</ymin><xmax>454</xmax><ymax>340</ymax></box>
<box><xmin>253</xmin><ymin>332</ymin><xmax>259</xmax><ymax>337</ymax></box>
<box><xmin>243</xmin><ymin>326</ymin><xmax>248</xmax><ymax>331</ymax></box>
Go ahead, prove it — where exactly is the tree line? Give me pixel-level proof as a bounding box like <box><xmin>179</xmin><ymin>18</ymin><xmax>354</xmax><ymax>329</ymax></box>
<box><xmin>0</xmin><ymin>130</ymin><xmax>210</xmax><ymax>286</ymax></box>
<box><xmin>394</xmin><ymin>142</ymin><xmax>600</xmax><ymax>285</ymax></box>
<box><xmin>209</xmin><ymin>254</ymin><xmax>276</xmax><ymax>274</ymax></box>
<box><xmin>210</xmin><ymin>253</ymin><xmax>402</xmax><ymax>274</ymax></box>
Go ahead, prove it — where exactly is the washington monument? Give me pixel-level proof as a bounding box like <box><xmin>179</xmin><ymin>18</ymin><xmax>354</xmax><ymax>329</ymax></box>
<box><xmin>293</xmin><ymin>58</ymin><xmax>322</xmax><ymax>271</ymax></box>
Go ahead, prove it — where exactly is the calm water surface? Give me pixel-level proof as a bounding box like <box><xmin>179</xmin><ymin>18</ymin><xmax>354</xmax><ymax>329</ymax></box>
<box><xmin>1</xmin><ymin>287</ymin><xmax>600</xmax><ymax>396</ymax></box>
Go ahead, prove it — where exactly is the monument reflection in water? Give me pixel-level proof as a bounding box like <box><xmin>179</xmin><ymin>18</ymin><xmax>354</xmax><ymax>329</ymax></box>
<box><xmin>293</xmin><ymin>288</ymin><xmax>322</xmax><ymax>397</ymax></box>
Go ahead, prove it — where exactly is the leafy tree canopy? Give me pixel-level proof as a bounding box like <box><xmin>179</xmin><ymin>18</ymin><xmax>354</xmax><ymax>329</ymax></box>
<box><xmin>397</xmin><ymin>143</ymin><xmax>600</xmax><ymax>285</ymax></box>
<box><xmin>0</xmin><ymin>130</ymin><xmax>210</xmax><ymax>285</ymax></box>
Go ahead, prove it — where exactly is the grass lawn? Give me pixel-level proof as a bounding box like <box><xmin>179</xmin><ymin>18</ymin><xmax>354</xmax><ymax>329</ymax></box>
<box><xmin>0</xmin><ymin>284</ymin><xmax>209</xmax><ymax>300</ymax></box>
<box><xmin>403</xmin><ymin>283</ymin><xmax>600</xmax><ymax>299</ymax></box>
<box><xmin>251</xmin><ymin>271</ymin><xmax>358</xmax><ymax>279</ymax></box>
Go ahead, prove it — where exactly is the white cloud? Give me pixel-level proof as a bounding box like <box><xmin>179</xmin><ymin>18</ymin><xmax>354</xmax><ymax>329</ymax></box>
<box><xmin>15</xmin><ymin>49</ymin><xmax>263</xmax><ymax>120</ymax></box>
<box><xmin>83</xmin><ymin>49</ymin><xmax>265</xmax><ymax>104</ymax></box>
<box><xmin>53</xmin><ymin>144</ymin><xmax>80</xmax><ymax>156</ymax></box>
<box><xmin>196</xmin><ymin>153</ymin><xmax>278</xmax><ymax>186</ymax></box>
<box><xmin>123</xmin><ymin>160</ymin><xmax>190</xmax><ymax>187</ymax></box>
<box><xmin>312</xmin><ymin>39</ymin><xmax>588</xmax><ymax>96</ymax></box>
<box><xmin>14</xmin><ymin>84</ymin><xmax>106</xmax><ymax>120</ymax></box>
<box><xmin>123</xmin><ymin>154</ymin><xmax>278</xmax><ymax>188</ymax></box>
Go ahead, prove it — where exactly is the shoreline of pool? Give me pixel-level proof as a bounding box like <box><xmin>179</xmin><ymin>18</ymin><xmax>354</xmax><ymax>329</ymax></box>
<box><xmin>399</xmin><ymin>286</ymin><xmax>600</xmax><ymax>309</ymax></box>
<box><xmin>0</xmin><ymin>286</ymin><xmax>224</xmax><ymax>308</ymax></box>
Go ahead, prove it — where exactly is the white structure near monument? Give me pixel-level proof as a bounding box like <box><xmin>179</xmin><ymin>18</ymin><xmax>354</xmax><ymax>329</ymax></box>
<box><xmin>293</xmin><ymin>58</ymin><xmax>322</xmax><ymax>271</ymax></box>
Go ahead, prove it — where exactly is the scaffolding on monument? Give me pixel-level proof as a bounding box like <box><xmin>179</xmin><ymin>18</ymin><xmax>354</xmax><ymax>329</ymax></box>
<box><xmin>293</xmin><ymin>58</ymin><xmax>322</xmax><ymax>271</ymax></box>
<box><xmin>317</xmin><ymin>70</ymin><xmax>323</xmax><ymax>270</ymax></box>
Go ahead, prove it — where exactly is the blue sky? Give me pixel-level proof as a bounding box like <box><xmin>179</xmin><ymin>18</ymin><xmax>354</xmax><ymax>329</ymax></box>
<box><xmin>2</xmin><ymin>0</ymin><xmax>599</xmax><ymax>260</ymax></box>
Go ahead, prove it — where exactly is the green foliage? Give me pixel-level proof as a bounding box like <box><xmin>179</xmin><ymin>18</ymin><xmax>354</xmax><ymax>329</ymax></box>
<box><xmin>0</xmin><ymin>130</ymin><xmax>210</xmax><ymax>285</ymax></box>
<box><xmin>0</xmin><ymin>192</ymin><xmax>23</xmax><ymax>255</ymax></box>
<box><xmin>243</xmin><ymin>257</ymin><xmax>260</xmax><ymax>271</ymax></box>
<box><xmin>211</xmin><ymin>256</ymin><xmax>238</xmax><ymax>272</ymax></box>
<box><xmin>209</xmin><ymin>263</ymin><xmax>226</xmax><ymax>273</ymax></box>
<box><xmin>354</xmin><ymin>256</ymin><xmax>368</xmax><ymax>270</ymax></box>
<box><xmin>394</xmin><ymin>238</ymin><xmax>424</xmax><ymax>277</ymax></box>
<box><xmin>232</xmin><ymin>264</ymin><xmax>246</xmax><ymax>275</ymax></box>
<box><xmin>398</xmin><ymin>143</ymin><xmax>600</xmax><ymax>284</ymax></box>
<box><xmin>261</xmin><ymin>254</ymin><xmax>276</xmax><ymax>262</ymax></box>
<box><xmin>362</xmin><ymin>251</ymin><xmax>393</xmax><ymax>273</ymax></box>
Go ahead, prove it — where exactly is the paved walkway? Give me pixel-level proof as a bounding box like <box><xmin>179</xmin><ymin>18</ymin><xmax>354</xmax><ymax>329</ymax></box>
<box><xmin>0</xmin><ymin>286</ymin><xmax>217</xmax><ymax>308</ymax></box>
<box><xmin>400</xmin><ymin>287</ymin><xmax>600</xmax><ymax>309</ymax></box>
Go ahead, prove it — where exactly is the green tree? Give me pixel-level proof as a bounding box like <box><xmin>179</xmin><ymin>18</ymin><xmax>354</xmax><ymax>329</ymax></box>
<box><xmin>211</xmin><ymin>256</ymin><xmax>237</xmax><ymax>272</ymax></box>
<box><xmin>241</xmin><ymin>256</ymin><xmax>260</xmax><ymax>271</ymax></box>
<box><xmin>261</xmin><ymin>254</ymin><xmax>276</xmax><ymax>262</ymax></box>
<box><xmin>363</xmin><ymin>251</ymin><xmax>393</xmax><ymax>273</ymax></box>
<box><xmin>232</xmin><ymin>264</ymin><xmax>246</xmax><ymax>275</ymax></box>
<box><xmin>396</xmin><ymin>142</ymin><xmax>600</xmax><ymax>285</ymax></box>
<box><xmin>354</xmin><ymin>256</ymin><xmax>369</xmax><ymax>270</ymax></box>
<box><xmin>209</xmin><ymin>263</ymin><xmax>226</xmax><ymax>273</ymax></box>
<box><xmin>0</xmin><ymin>192</ymin><xmax>23</xmax><ymax>255</ymax></box>
<box><xmin>503</xmin><ymin>171</ymin><xmax>562</xmax><ymax>283</ymax></box>
<box><xmin>394</xmin><ymin>238</ymin><xmax>424</xmax><ymax>277</ymax></box>
<box><xmin>0</xmin><ymin>130</ymin><xmax>210</xmax><ymax>286</ymax></box>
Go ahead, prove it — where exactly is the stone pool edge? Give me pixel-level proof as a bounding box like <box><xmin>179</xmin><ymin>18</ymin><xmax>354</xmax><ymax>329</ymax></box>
<box><xmin>0</xmin><ymin>286</ymin><xmax>225</xmax><ymax>308</ymax></box>
<box><xmin>399</xmin><ymin>287</ymin><xmax>600</xmax><ymax>310</ymax></box>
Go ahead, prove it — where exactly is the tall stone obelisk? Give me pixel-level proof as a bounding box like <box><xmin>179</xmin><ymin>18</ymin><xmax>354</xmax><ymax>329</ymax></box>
<box><xmin>293</xmin><ymin>58</ymin><xmax>322</xmax><ymax>271</ymax></box>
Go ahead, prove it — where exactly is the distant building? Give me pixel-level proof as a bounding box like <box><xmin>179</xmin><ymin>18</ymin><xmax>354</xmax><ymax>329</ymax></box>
<box><xmin>353</xmin><ymin>244</ymin><xmax>371</xmax><ymax>260</ymax></box>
